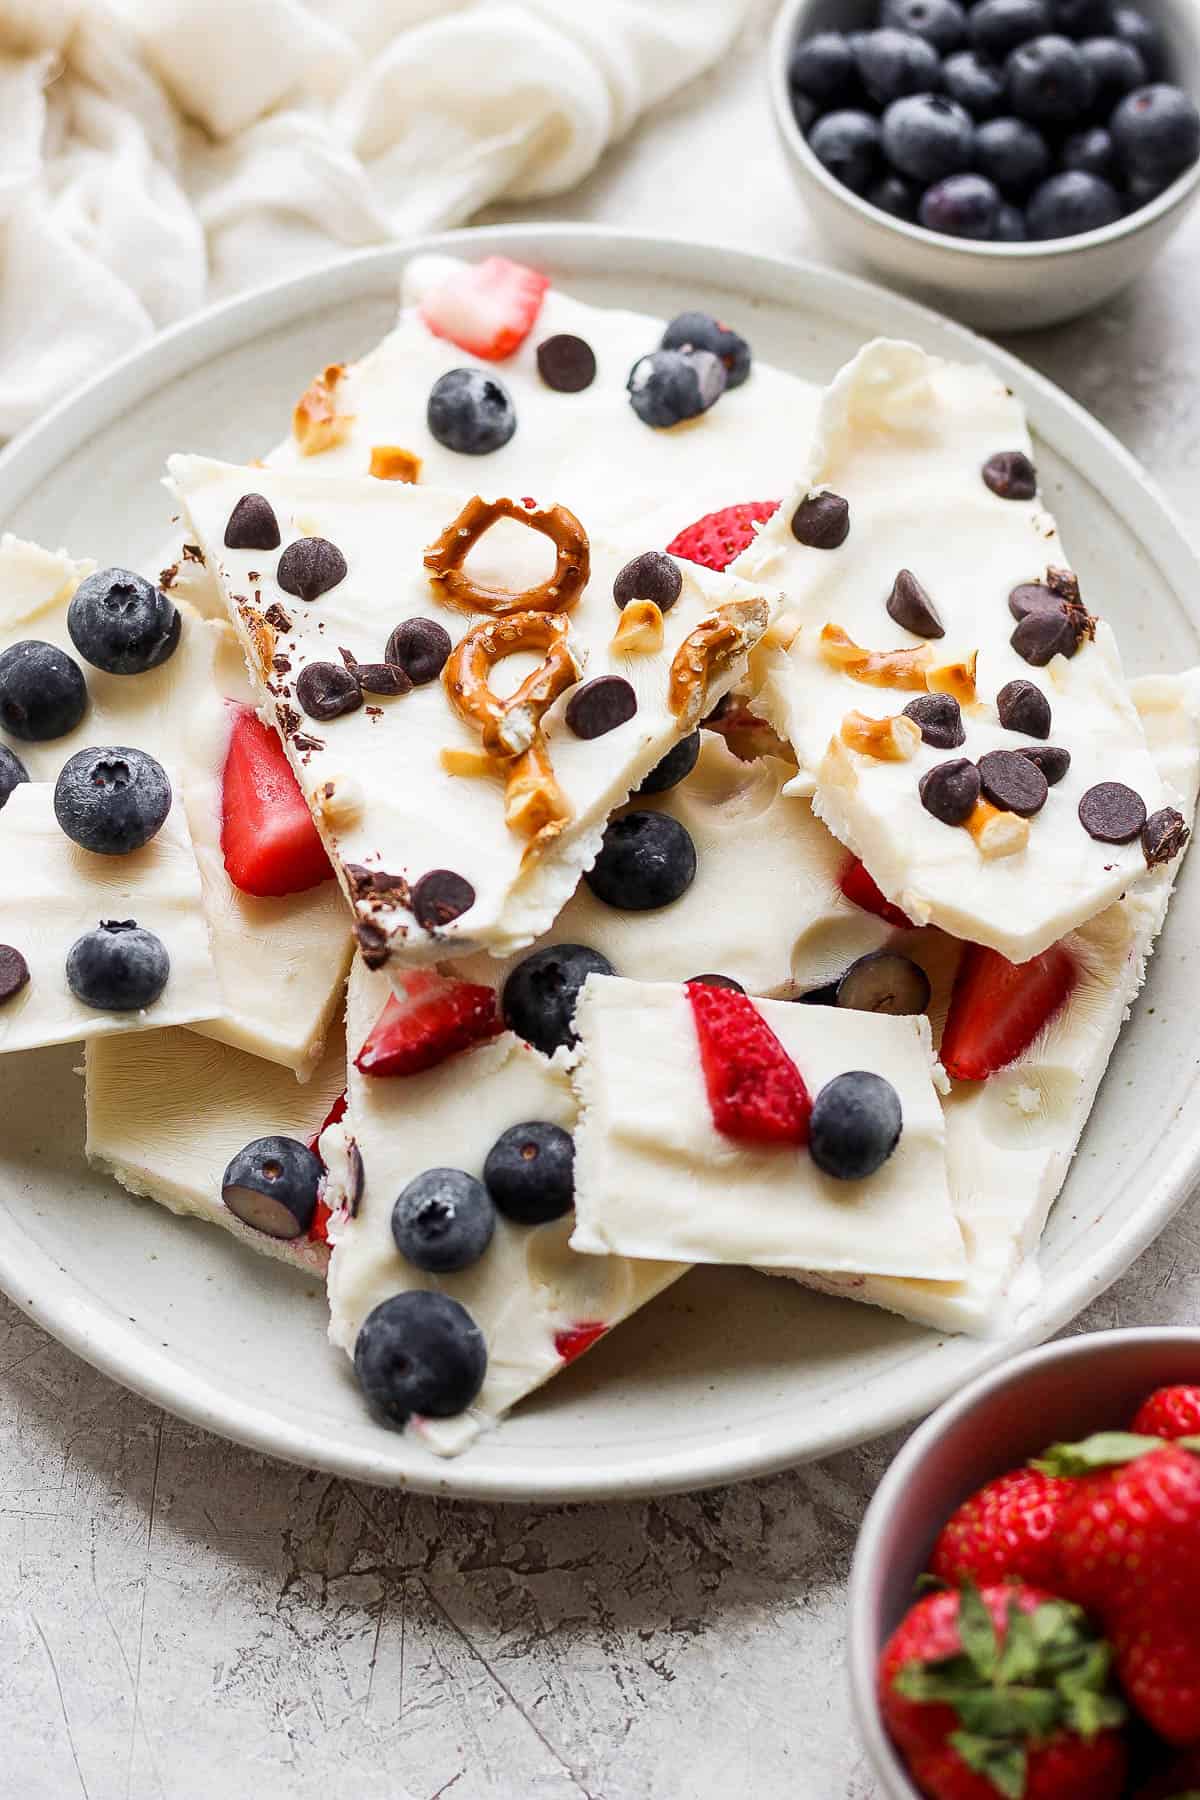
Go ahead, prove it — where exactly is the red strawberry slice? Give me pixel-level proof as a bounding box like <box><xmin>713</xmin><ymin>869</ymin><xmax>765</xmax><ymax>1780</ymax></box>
<box><xmin>838</xmin><ymin>857</ymin><xmax>915</xmax><ymax>931</ymax></box>
<box><xmin>554</xmin><ymin>1323</ymin><xmax>607</xmax><ymax>1363</ymax></box>
<box><xmin>666</xmin><ymin>500</ymin><xmax>780</xmax><ymax>573</ymax></box>
<box><xmin>306</xmin><ymin>1090</ymin><xmax>347</xmax><ymax>1244</ymax></box>
<box><xmin>1132</xmin><ymin>1385</ymin><xmax>1200</xmax><ymax>1440</ymax></box>
<box><xmin>419</xmin><ymin>256</ymin><xmax>549</xmax><ymax>361</ymax></box>
<box><xmin>355</xmin><ymin>970</ymin><xmax>501</xmax><ymax>1078</ymax></box>
<box><xmin>687</xmin><ymin>982</ymin><xmax>811</xmax><ymax>1147</ymax></box>
<box><xmin>221</xmin><ymin>704</ymin><xmax>333</xmax><ymax>898</ymax></box>
<box><xmin>940</xmin><ymin>941</ymin><xmax>1075</xmax><ymax>1082</ymax></box>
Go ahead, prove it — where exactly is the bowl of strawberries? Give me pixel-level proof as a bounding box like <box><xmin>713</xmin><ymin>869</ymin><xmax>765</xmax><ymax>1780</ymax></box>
<box><xmin>849</xmin><ymin>1328</ymin><xmax>1200</xmax><ymax>1799</ymax></box>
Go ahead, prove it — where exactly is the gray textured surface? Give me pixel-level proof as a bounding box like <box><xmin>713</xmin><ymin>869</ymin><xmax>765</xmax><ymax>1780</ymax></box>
<box><xmin>4</xmin><ymin>6</ymin><xmax>1200</xmax><ymax>1795</ymax></box>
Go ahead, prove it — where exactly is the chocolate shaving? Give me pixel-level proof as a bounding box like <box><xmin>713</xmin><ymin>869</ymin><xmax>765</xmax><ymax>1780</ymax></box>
<box><xmin>292</xmin><ymin>732</ymin><xmax>324</xmax><ymax>753</ymax></box>
<box><xmin>263</xmin><ymin>602</ymin><xmax>293</xmax><ymax>633</ymax></box>
<box><xmin>159</xmin><ymin>563</ymin><xmax>179</xmax><ymax>590</ymax></box>
<box><xmin>1142</xmin><ymin>806</ymin><xmax>1189</xmax><ymax>868</ymax></box>
<box><xmin>277</xmin><ymin>703</ymin><xmax>302</xmax><ymax>737</ymax></box>
<box><xmin>354</xmin><ymin>920</ymin><xmax>390</xmax><ymax>968</ymax></box>
<box><xmin>347</xmin><ymin>1141</ymin><xmax>365</xmax><ymax>1216</ymax></box>
<box><xmin>272</xmin><ymin>654</ymin><xmax>292</xmax><ymax>674</ymax></box>
<box><xmin>182</xmin><ymin>543</ymin><xmax>204</xmax><ymax>564</ymax></box>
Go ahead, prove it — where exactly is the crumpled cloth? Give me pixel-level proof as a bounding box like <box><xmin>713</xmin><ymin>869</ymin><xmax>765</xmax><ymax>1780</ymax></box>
<box><xmin>0</xmin><ymin>0</ymin><xmax>749</xmax><ymax>437</ymax></box>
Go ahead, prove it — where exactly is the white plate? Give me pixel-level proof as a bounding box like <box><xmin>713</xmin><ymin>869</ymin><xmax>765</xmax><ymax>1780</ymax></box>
<box><xmin>1</xmin><ymin>226</ymin><xmax>1198</xmax><ymax>1503</ymax></box>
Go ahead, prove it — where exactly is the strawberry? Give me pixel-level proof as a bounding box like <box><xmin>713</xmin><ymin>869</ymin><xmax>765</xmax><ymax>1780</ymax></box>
<box><xmin>929</xmin><ymin>1468</ymin><xmax>1076</xmax><ymax>1591</ymax></box>
<box><xmin>839</xmin><ymin>856</ymin><xmax>915</xmax><ymax>930</ymax></box>
<box><xmin>221</xmin><ymin>704</ymin><xmax>332</xmax><ymax>897</ymax></box>
<box><xmin>554</xmin><ymin>1322</ymin><xmax>607</xmax><ymax>1363</ymax></box>
<box><xmin>940</xmin><ymin>942</ymin><xmax>1075</xmax><ymax>1083</ymax></box>
<box><xmin>306</xmin><ymin>1089</ymin><xmax>347</xmax><ymax>1245</ymax></box>
<box><xmin>880</xmin><ymin>1581</ymin><xmax>1127</xmax><ymax>1800</ymax></box>
<box><xmin>355</xmin><ymin>970</ymin><xmax>501</xmax><ymax>1079</ymax></box>
<box><xmin>1133</xmin><ymin>1743</ymin><xmax>1200</xmax><ymax>1798</ymax></box>
<box><xmin>686</xmin><ymin>981</ymin><xmax>811</xmax><ymax>1146</ymax></box>
<box><xmin>1132</xmin><ymin>1387</ymin><xmax>1200</xmax><ymax>1441</ymax></box>
<box><xmin>665</xmin><ymin>500</ymin><xmax>780</xmax><ymax>572</ymax></box>
<box><xmin>418</xmin><ymin>256</ymin><xmax>549</xmax><ymax>361</ymax></box>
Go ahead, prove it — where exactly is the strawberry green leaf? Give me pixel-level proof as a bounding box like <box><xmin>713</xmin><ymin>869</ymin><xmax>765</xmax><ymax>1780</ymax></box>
<box><xmin>1067</xmin><ymin>1688</ymin><xmax>1127</xmax><ymax>1738</ymax></box>
<box><xmin>995</xmin><ymin>1602</ymin><xmax>1039</xmax><ymax>1686</ymax></box>
<box><xmin>958</xmin><ymin>1580</ymin><xmax>1001</xmax><ymax>1680</ymax></box>
<box><xmin>949</xmin><ymin>1731</ymin><xmax>1027</xmax><ymax>1800</ymax></box>
<box><xmin>1032</xmin><ymin>1431</ymin><xmax>1165</xmax><ymax>1476</ymax></box>
<box><xmin>953</xmin><ymin>1685</ymin><xmax>1062</xmax><ymax>1740</ymax></box>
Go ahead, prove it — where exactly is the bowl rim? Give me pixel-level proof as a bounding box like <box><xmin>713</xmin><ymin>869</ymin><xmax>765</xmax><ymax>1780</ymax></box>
<box><xmin>845</xmin><ymin>1324</ymin><xmax>1200</xmax><ymax>1799</ymax></box>
<box><xmin>768</xmin><ymin>0</ymin><xmax>1200</xmax><ymax>260</ymax></box>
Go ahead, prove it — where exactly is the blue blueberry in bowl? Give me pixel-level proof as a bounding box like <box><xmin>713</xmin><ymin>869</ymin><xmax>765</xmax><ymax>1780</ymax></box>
<box><xmin>354</xmin><ymin>1291</ymin><xmax>487</xmax><ymax>1428</ymax></box>
<box><xmin>882</xmin><ymin>93</ymin><xmax>975</xmax><ymax>182</ymax></box>
<box><xmin>1054</xmin><ymin>0</ymin><xmax>1116</xmax><ymax>36</ymax></box>
<box><xmin>969</xmin><ymin>0</ymin><xmax>1052</xmax><ymax>59</ymax></box>
<box><xmin>992</xmin><ymin>200</ymin><xmax>1030</xmax><ymax>236</ymax></box>
<box><xmin>881</xmin><ymin>0</ymin><xmax>967</xmax><ymax>52</ymax></box>
<box><xmin>391</xmin><ymin>1167</ymin><xmax>496</xmax><ymax>1273</ymax></box>
<box><xmin>975</xmin><ymin>115</ymin><xmax>1052</xmax><ymax>192</ymax></box>
<box><xmin>808</xmin><ymin>108</ymin><xmax>883</xmax><ymax>193</ymax></box>
<box><xmin>788</xmin><ymin>30</ymin><xmax>857</xmax><ymax>105</ymax></box>
<box><xmin>627</xmin><ymin>347</ymin><xmax>727</xmax><ymax>428</ymax></box>
<box><xmin>484</xmin><ymin>1122</ymin><xmax>575</xmax><ymax>1225</ymax></box>
<box><xmin>0</xmin><ymin>745</ymin><xmax>29</xmax><ymax>810</ymax></box>
<box><xmin>0</xmin><ymin>639</ymin><xmax>87</xmax><ymax>742</ymax></box>
<box><xmin>1079</xmin><ymin>34</ymin><xmax>1147</xmax><ymax>110</ymax></box>
<box><xmin>1005</xmin><ymin>34</ymin><xmax>1096</xmax><ymax>122</ymax></box>
<box><xmin>502</xmin><ymin>943</ymin><xmax>615</xmax><ymax>1056</ymax></box>
<box><xmin>54</xmin><ymin>745</ymin><xmax>172</xmax><ymax>855</ymax></box>
<box><xmin>66</xmin><ymin>919</ymin><xmax>169</xmax><ymax>1012</ymax></box>
<box><xmin>941</xmin><ymin>49</ymin><xmax>1007</xmax><ymax>116</ymax></box>
<box><xmin>221</xmin><ymin>1135</ymin><xmax>323</xmax><ymax>1239</ymax></box>
<box><xmin>920</xmin><ymin>171</ymin><xmax>1003</xmax><ymax>235</ymax></box>
<box><xmin>868</xmin><ymin>172</ymin><xmax>921</xmax><ymax>218</ymax></box>
<box><xmin>855</xmin><ymin>29</ymin><xmax>942</xmax><ymax>105</ymax></box>
<box><xmin>1111</xmin><ymin>82</ymin><xmax>1200</xmax><ymax>180</ymax></box>
<box><xmin>67</xmin><ymin>568</ymin><xmax>181</xmax><ymax>676</ymax></box>
<box><xmin>427</xmin><ymin>368</ymin><xmax>516</xmax><ymax>454</ymax></box>
<box><xmin>1112</xmin><ymin>4</ymin><xmax>1166</xmax><ymax>78</ymax></box>
<box><xmin>1026</xmin><ymin>167</ymin><xmax>1124</xmax><ymax>233</ymax></box>
<box><xmin>660</xmin><ymin>313</ymin><xmax>751</xmax><ymax>389</ymax></box>
<box><xmin>1062</xmin><ymin>124</ymin><xmax>1116</xmax><ymax>177</ymax></box>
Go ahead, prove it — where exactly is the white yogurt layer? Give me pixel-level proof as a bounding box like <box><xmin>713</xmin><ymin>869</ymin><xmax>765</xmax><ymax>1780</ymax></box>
<box><xmin>739</xmin><ymin>340</ymin><xmax>1168</xmax><ymax>964</ymax></box>
<box><xmin>0</xmin><ymin>781</ymin><xmax>220</xmax><ymax>1054</ymax></box>
<box><xmin>170</xmin><ymin>456</ymin><xmax>777</xmax><ymax>970</ymax></box>
<box><xmin>569</xmin><ymin>975</ymin><xmax>963</xmax><ymax>1276</ymax></box>
<box><xmin>85</xmin><ymin>1023</ymin><xmax>346</xmax><ymax>1276</ymax></box>
<box><xmin>322</xmin><ymin>960</ymin><xmax>686</xmax><ymax>1457</ymax></box>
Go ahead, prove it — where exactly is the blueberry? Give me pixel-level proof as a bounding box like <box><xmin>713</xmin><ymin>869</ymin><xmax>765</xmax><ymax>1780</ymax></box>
<box><xmin>867</xmin><ymin>172</ymin><xmax>921</xmax><ymax>218</ymax></box>
<box><xmin>637</xmin><ymin>731</ymin><xmax>700</xmax><ymax>796</ymax></box>
<box><xmin>1125</xmin><ymin>167</ymin><xmax>1173</xmax><ymax>205</ymax></box>
<box><xmin>993</xmin><ymin>200</ymin><xmax>1030</xmax><ymax>236</ymax></box>
<box><xmin>1026</xmin><ymin>168</ymin><xmax>1123</xmax><ymax>234</ymax></box>
<box><xmin>1079</xmin><ymin>35</ymin><xmax>1146</xmax><ymax>110</ymax></box>
<box><xmin>627</xmin><ymin>348</ymin><xmax>726</xmax><ymax>428</ymax></box>
<box><xmin>221</xmin><ymin>1135</ymin><xmax>322</xmax><ymax>1239</ymax></box>
<box><xmin>1054</xmin><ymin>0</ymin><xmax>1114</xmax><ymax>36</ymax></box>
<box><xmin>1112</xmin><ymin>5</ymin><xmax>1166</xmax><ymax>79</ymax></box>
<box><xmin>1062</xmin><ymin>123</ymin><xmax>1116</xmax><ymax>175</ymax></box>
<box><xmin>788</xmin><ymin>30</ymin><xmax>857</xmax><ymax>104</ymax></box>
<box><xmin>970</xmin><ymin>0</ymin><xmax>1052</xmax><ymax>58</ymax></box>
<box><xmin>880</xmin><ymin>0</ymin><xmax>967</xmax><ymax>52</ymax></box>
<box><xmin>54</xmin><ymin>746</ymin><xmax>171</xmax><ymax>855</ymax></box>
<box><xmin>67</xmin><ymin>568</ymin><xmax>181</xmax><ymax>676</ymax></box>
<box><xmin>584</xmin><ymin>812</ymin><xmax>697</xmax><ymax>911</ymax></box>
<box><xmin>66</xmin><ymin>919</ymin><xmax>169</xmax><ymax>1011</ymax></box>
<box><xmin>808</xmin><ymin>1070</ymin><xmax>903</xmax><ymax>1182</ymax></box>
<box><xmin>502</xmin><ymin>943</ymin><xmax>615</xmax><ymax>1056</ymax></box>
<box><xmin>942</xmin><ymin>49</ymin><xmax>1006</xmax><ymax>116</ymax></box>
<box><xmin>0</xmin><ymin>639</ymin><xmax>87</xmax><ymax>742</ymax></box>
<box><xmin>809</xmin><ymin>109</ymin><xmax>883</xmax><ymax>194</ymax></box>
<box><xmin>854</xmin><ymin>29</ymin><xmax>942</xmax><ymax>105</ymax></box>
<box><xmin>354</xmin><ymin>1291</ymin><xmax>487</xmax><ymax>1429</ymax></box>
<box><xmin>1111</xmin><ymin>84</ymin><xmax>1200</xmax><ymax>180</ymax></box>
<box><xmin>427</xmin><ymin>368</ymin><xmax>516</xmax><ymax>454</ymax></box>
<box><xmin>660</xmin><ymin>312</ymin><xmax>751</xmax><ymax>389</ymax></box>
<box><xmin>919</xmin><ymin>172</ymin><xmax>1001</xmax><ymax>235</ymax></box>
<box><xmin>0</xmin><ymin>745</ymin><xmax>28</xmax><ymax>810</ymax></box>
<box><xmin>975</xmin><ymin>116</ymin><xmax>1052</xmax><ymax>192</ymax></box>
<box><xmin>483</xmin><ymin>1122</ymin><xmax>575</xmax><ymax>1225</ymax></box>
<box><xmin>882</xmin><ymin>94</ymin><xmax>975</xmax><ymax>183</ymax></box>
<box><xmin>791</xmin><ymin>92</ymin><xmax>819</xmax><ymax>132</ymax></box>
<box><xmin>1005</xmin><ymin>35</ymin><xmax>1095</xmax><ymax>122</ymax></box>
<box><xmin>391</xmin><ymin>1167</ymin><xmax>495</xmax><ymax>1273</ymax></box>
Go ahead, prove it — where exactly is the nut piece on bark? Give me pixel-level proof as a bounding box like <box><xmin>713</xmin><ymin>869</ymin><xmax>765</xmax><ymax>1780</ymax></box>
<box><xmin>293</xmin><ymin>364</ymin><xmax>355</xmax><ymax>456</ymax></box>
<box><xmin>369</xmin><ymin>445</ymin><xmax>422</xmax><ymax>483</ymax></box>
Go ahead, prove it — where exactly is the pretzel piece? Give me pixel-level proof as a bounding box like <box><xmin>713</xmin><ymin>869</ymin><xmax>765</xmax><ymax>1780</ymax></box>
<box><xmin>839</xmin><ymin>709</ymin><xmax>922</xmax><ymax>762</ymax></box>
<box><xmin>612</xmin><ymin>600</ymin><xmax>664</xmax><ymax>655</ymax></box>
<box><xmin>965</xmin><ymin>800</ymin><xmax>1029</xmax><ymax>860</ymax></box>
<box><xmin>819</xmin><ymin>623</ymin><xmax>932</xmax><ymax>690</ymax></box>
<box><xmin>293</xmin><ymin>364</ymin><xmax>355</xmax><ymax>456</ymax></box>
<box><xmin>369</xmin><ymin>445</ymin><xmax>422</xmax><ymax>483</ymax></box>
<box><xmin>668</xmin><ymin>597</ymin><xmax>770</xmax><ymax>728</ymax></box>
<box><xmin>927</xmin><ymin>651</ymin><xmax>978</xmax><ymax>706</ymax></box>
<box><xmin>425</xmin><ymin>496</ymin><xmax>590</xmax><ymax>617</ymax></box>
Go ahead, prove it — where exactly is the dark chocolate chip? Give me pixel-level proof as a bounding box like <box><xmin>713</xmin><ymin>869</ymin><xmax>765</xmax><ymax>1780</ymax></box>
<box><xmin>355</xmin><ymin>663</ymin><xmax>413</xmax><ymax>698</ymax></box>
<box><xmin>0</xmin><ymin>944</ymin><xmax>30</xmax><ymax>1005</ymax></box>
<box><xmin>411</xmin><ymin>869</ymin><xmax>476</xmax><ymax>930</ymax></box>
<box><xmin>295</xmin><ymin>661</ymin><xmax>363</xmax><ymax>722</ymax></box>
<box><xmin>1018</xmin><ymin>744</ymin><xmax>1071</xmax><ymax>786</ymax></box>
<box><xmin>996</xmin><ymin>678</ymin><xmax>1051</xmax><ymax>739</ymax></box>
<box><xmin>263</xmin><ymin>601</ymin><xmax>293</xmax><ymax>632</ymax></box>
<box><xmin>354</xmin><ymin>920</ymin><xmax>390</xmax><ymax>967</ymax></box>
<box><xmin>919</xmin><ymin>757</ymin><xmax>981</xmax><ymax>826</ymax></box>
<box><xmin>983</xmin><ymin>450</ymin><xmax>1037</xmax><ymax>500</ymax></box>
<box><xmin>224</xmin><ymin>493</ymin><xmax>281</xmax><ymax>552</ymax></box>
<box><xmin>1008</xmin><ymin>582</ymin><xmax>1059</xmax><ymax>622</ymax></box>
<box><xmin>1046</xmin><ymin>566</ymin><xmax>1081</xmax><ymax>605</ymax></box>
<box><xmin>978</xmin><ymin>748</ymin><xmax>1048</xmax><ymax>817</ymax></box>
<box><xmin>790</xmin><ymin>491</ymin><xmax>850</xmax><ymax>550</ymax></box>
<box><xmin>346</xmin><ymin>1141</ymin><xmax>365</xmax><ymax>1216</ymax></box>
<box><xmin>564</xmin><ymin>676</ymin><xmax>638</xmax><ymax>740</ymax></box>
<box><xmin>902</xmin><ymin>692</ymin><xmax>964</xmax><ymax>749</ymax></box>
<box><xmin>1010</xmin><ymin>607</ymin><xmax>1080</xmax><ymax>667</ymax></box>
<box><xmin>1142</xmin><ymin>806</ymin><xmax>1189</xmax><ymax>868</ymax></box>
<box><xmin>277</xmin><ymin>537</ymin><xmax>347</xmax><ymax>603</ymax></box>
<box><xmin>612</xmin><ymin>551</ymin><xmax>682</xmax><ymax>614</ymax></box>
<box><xmin>886</xmin><ymin>569</ymin><xmax>944</xmax><ymax>639</ymax></box>
<box><xmin>338</xmin><ymin>645</ymin><xmax>358</xmax><ymax>669</ymax></box>
<box><xmin>1079</xmin><ymin>781</ymin><xmax>1147</xmax><ymax>844</ymax></box>
<box><xmin>687</xmin><ymin>973</ymin><xmax>745</xmax><ymax>992</ymax></box>
<box><xmin>385</xmin><ymin>617</ymin><xmax>452</xmax><ymax>685</ymax></box>
<box><xmin>536</xmin><ymin>333</ymin><xmax>597</xmax><ymax>393</ymax></box>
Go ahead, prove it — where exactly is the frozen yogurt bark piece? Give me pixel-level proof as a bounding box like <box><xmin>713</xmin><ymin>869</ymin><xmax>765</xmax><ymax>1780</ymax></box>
<box><xmin>739</xmin><ymin>340</ymin><xmax>1176</xmax><ymax>963</ymax></box>
<box><xmin>169</xmin><ymin>456</ymin><xmax>776</xmax><ymax>971</ymax></box>
<box><xmin>569</xmin><ymin>975</ymin><xmax>963</xmax><ymax>1277</ymax></box>
<box><xmin>321</xmin><ymin>959</ymin><xmax>685</xmax><ymax>1455</ymax></box>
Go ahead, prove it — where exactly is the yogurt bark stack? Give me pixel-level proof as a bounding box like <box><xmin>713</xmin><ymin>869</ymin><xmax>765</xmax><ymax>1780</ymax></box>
<box><xmin>1</xmin><ymin>254</ymin><xmax>1194</xmax><ymax>1455</ymax></box>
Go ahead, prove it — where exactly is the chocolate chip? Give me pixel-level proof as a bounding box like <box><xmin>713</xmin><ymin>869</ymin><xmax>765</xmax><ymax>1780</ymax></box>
<box><xmin>295</xmin><ymin>661</ymin><xmax>362</xmax><ymax>722</ymax></box>
<box><xmin>1010</xmin><ymin>607</ymin><xmax>1080</xmax><ymax>667</ymax></box>
<box><xmin>983</xmin><ymin>450</ymin><xmax>1037</xmax><ymax>500</ymax></box>
<box><xmin>902</xmin><ymin>692</ymin><xmax>964</xmax><ymax>749</ymax></box>
<box><xmin>919</xmin><ymin>758</ymin><xmax>981</xmax><ymax>826</ymax></box>
<box><xmin>612</xmin><ymin>551</ymin><xmax>682</xmax><ymax>613</ymax></box>
<box><xmin>277</xmin><ymin>537</ymin><xmax>347</xmax><ymax>603</ymax></box>
<box><xmin>385</xmin><ymin>618</ymin><xmax>452</xmax><ymax>685</ymax></box>
<box><xmin>1079</xmin><ymin>781</ymin><xmax>1147</xmax><ymax>844</ymax></box>
<box><xmin>565</xmin><ymin>676</ymin><xmax>638</xmax><ymax>740</ymax></box>
<box><xmin>1008</xmin><ymin>582</ymin><xmax>1058</xmax><ymax>622</ymax></box>
<box><xmin>263</xmin><ymin>601</ymin><xmax>293</xmax><ymax>632</ymax></box>
<box><xmin>978</xmin><ymin>748</ymin><xmax>1048</xmax><ymax>817</ymax></box>
<box><xmin>411</xmin><ymin>869</ymin><xmax>476</xmax><ymax>929</ymax></box>
<box><xmin>0</xmin><ymin>945</ymin><xmax>30</xmax><ymax>1005</ymax></box>
<box><xmin>790</xmin><ymin>491</ymin><xmax>850</xmax><ymax>549</ymax></box>
<box><xmin>1018</xmin><ymin>744</ymin><xmax>1071</xmax><ymax>786</ymax></box>
<box><xmin>996</xmin><ymin>679</ymin><xmax>1051</xmax><ymax>739</ymax></box>
<box><xmin>536</xmin><ymin>333</ymin><xmax>597</xmax><ymax>393</ymax></box>
<box><xmin>687</xmin><ymin>973</ymin><xmax>745</xmax><ymax>992</ymax></box>
<box><xmin>886</xmin><ymin>570</ymin><xmax>944</xmax><ymax>639</ymax></box>
<box><xmin>1142</xmin><ymin>806</ymin><xmax>1189</xmax><ymax>868</ymax></box>
<box><xmin>1046</xmin><ymin>566</ymin><xmax>1081</xmax><ymax>605</ymax></box>
<box><xmin>224</xmin><ymin>493</ymin><xmax>281</xmax><ymax>551</ymax></box>
<box><xmin>355</xmin><ymin>663</ymin><xmax>412</xmax><ymax>698</ymax></box>
<box><xmin>338</xmin><ymin>645</ymin><xmax>358</xmax><ymax>670</ymax></box>
<box><xmin>354</xmin><ymin>920</ymin><xmax>390</xmax><ymax>967</ymax></box>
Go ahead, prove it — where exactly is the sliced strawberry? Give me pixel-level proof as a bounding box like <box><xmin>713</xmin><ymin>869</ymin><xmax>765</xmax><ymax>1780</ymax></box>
<box><xmin>554</xmin><ymin>1323</ymin><xmax>608</xmax><ymax>1363</ymax></box>
<box><xmin>305</xmin><ymin>1091</ymin><xmax>347</xmax><ymax>1243</ymax></box>
<box><xmin>838</xmin><ymin>857</ymin><xmax>915</xmax><ymax>931</ymax></box>
<box><xmin>666</xmin><ymin>500</ymin><xmax>780</xmax><ymax>573</ymax></box>
<box><xmin>221</xmin><ymin>704</ymin><xmax>332</xmax><ymax>898</ymax></box>
<box><xmin>418</xmin><ymin>256</ymin><xmax>549</xmax><ymax>361</ymax></box>
<box><xmin>355</xmin><ymin>970</ymin><xmax>501</xmax><ymax>1079</ymax></box>
<box><xmin>308</xmin><ymin>1196</ymin><xmax>333</xmax><ymax>1247</ymax></box>
<box><xmin>687</xmin><ymin>982</ymin><xmax>811</xmax><ymax>1147</ymax></box>
<box><xmin>940</xmin><ymin>941</ymin><xmax>1075</xmax><ymax>1082</ymax></box>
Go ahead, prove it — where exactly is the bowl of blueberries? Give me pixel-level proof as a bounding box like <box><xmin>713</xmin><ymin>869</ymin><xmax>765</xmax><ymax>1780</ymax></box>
<box><xmin>770</xmin><ymin>0</ymin><xmax>1200</xmax><ymax>329</ymax></box>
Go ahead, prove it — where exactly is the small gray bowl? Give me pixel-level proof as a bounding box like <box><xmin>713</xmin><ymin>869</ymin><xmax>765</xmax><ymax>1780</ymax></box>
<box><xmin>847</xmin><ymin>1327</ymin><xmax>1200</xmax><ymax>1798</ymax></box>
<box><xmin>770</xmin><ymin>0</ymin><xmax>1200</xmax><ymax>330</ymax></box>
